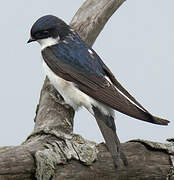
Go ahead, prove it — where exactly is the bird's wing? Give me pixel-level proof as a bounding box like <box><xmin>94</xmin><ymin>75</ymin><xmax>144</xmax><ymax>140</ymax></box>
<box><xmin>42</xmin><ymin>41</ymin><xmax>169</xmax><ymax>125</ymax></box>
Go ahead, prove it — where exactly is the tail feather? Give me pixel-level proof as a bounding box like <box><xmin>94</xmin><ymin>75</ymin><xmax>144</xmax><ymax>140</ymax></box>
<box><xmin>93</xmin><ymin>106</ymin><xmax>128</xmax><ymax>167</ymax></box>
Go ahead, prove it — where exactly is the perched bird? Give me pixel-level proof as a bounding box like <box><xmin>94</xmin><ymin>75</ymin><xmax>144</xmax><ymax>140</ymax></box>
<box><xmin>28</xmin><ymin>15</ymin><xmax>169</xmax><ymax>167</ymax></box>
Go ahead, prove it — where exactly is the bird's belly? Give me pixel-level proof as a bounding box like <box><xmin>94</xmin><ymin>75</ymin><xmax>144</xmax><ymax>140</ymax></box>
<box><xmin>43</xmin><ymin>61</ymin><xmax>92</xmax><ymax>110</ymax></box>
<box><xmin>43</xmin><ymin>61</ymin><xmax>114</xmax><ymax>117</ymax></box>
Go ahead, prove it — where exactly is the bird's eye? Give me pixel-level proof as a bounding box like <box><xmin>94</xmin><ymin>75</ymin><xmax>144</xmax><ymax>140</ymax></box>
<box><xmin>34</xmin><ymin>30</ymin><xmax>50</xmax><ymax>39</ymax></box>
<box><xmin>42</xmin><ymin>30</ymin><xmax>49</xmax><ymax>35</ymax></box>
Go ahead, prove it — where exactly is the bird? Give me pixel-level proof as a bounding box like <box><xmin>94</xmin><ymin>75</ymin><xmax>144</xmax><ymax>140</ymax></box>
<box><xmin>27</xmin><ymin>15</ymin><xmax>169</xmax><ymax>168</ymax></box>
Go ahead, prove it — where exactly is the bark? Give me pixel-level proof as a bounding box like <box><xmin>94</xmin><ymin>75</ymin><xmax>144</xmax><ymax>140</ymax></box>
<box><xmin>0</xmin><ymin>0</ymin><xmax>173</xmax><ymax>179</ymax></box>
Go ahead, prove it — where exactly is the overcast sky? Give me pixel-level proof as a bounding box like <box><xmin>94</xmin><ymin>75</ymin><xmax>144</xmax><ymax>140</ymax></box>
<box><xmin>0</xmin><ymin>0</ymin><xmax>173</xmax><ymax>146</ymax></box>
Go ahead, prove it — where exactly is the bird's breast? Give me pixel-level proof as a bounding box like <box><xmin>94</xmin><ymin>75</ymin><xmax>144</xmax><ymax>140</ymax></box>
<box><xmin>42</xmin><ymin>60</ymin><xmax>92</xmax><ymax>110</ymax></box>
<box><xmin>42</xmin><ymin>60</ymin><xmax>114</xmax><ymax>117</ymax></box>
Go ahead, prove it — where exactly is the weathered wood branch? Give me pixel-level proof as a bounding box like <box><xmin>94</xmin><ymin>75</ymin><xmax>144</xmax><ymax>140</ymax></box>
<box><xmin>0</xmin><ymin>0</ymin><xmax>173</xmax><ymax>179</ymax></box>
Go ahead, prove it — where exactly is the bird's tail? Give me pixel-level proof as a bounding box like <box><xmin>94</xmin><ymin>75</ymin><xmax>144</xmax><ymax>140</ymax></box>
<box><xmin>93</xmin><ymin>106</ymin><xmax>128</xmax><ymax>168</ymax></box>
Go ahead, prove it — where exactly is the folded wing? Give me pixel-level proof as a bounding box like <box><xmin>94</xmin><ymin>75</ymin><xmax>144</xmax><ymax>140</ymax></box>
<box><xmin>42</xmin><ymin>42</ymin><xmax>169</xmax><ymax>126</ymax></box>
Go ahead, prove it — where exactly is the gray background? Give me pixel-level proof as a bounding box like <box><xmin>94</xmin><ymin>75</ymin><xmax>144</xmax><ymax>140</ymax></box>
<box><xmin>0</xmin><ymin>0</ymin><xmax>173</xmax><ymax>146</ymax></box>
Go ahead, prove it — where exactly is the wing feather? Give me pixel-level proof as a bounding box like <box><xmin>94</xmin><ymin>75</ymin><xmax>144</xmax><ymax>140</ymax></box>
<box><xmin>42</xmin><ymin>45</ymin><xmax>169</xmax><ymax>125</ymax></box>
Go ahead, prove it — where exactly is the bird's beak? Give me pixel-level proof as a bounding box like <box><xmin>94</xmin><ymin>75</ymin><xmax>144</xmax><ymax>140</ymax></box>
<box><xmin>27</xmin><ymin>37</ymin><xmax>36</xmax><ymax>43</ymax></box>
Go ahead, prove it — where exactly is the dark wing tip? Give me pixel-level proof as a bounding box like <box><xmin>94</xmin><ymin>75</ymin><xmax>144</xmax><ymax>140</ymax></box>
<box><xmin>152</xmin><ymin>116</ymin><xmax>170</xmax><ymax>125</ymax></box>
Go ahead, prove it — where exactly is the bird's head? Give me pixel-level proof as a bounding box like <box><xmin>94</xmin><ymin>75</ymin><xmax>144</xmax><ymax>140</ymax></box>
<box><xmin>27</xmin><ymin>15</ymin><xmax>71</xmax><ymax>49</ymax></box>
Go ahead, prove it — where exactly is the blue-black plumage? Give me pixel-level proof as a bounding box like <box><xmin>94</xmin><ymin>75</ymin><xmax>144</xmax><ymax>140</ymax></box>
<box><xmin>28</xmin><ymin>15</ymin><xmax>169</xmax><ymax>168</ymax></box>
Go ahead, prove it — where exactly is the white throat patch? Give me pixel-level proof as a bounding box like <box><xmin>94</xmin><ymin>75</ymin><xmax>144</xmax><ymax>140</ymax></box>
<box><xmin>37</xmin><ymin>37</ymin><xmax>60</xmax><ymax>50</ymax></box>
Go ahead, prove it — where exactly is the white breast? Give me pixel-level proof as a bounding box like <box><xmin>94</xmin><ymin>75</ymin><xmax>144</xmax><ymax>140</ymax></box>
<box><xmin>42</xmin><ymin>60</ymin><xmax>114</xmax><ymax>117</ymax></box>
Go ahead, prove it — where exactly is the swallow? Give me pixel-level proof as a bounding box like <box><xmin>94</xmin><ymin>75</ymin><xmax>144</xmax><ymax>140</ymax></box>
<box><xmin>28</xmin><ymin>15</ymin><xmax>169</xmax><ymax>167</ymax></box>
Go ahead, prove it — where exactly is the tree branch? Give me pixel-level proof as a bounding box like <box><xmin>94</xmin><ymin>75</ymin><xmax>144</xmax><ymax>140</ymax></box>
<box><xmin>0</xmin><ymin>0</ymin><xmax>173</xmax><ymax>179</ymax></box>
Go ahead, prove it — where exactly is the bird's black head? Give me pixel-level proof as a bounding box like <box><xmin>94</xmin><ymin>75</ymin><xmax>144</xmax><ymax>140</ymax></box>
<box><xmin>28</xmin><ymin>15</ymin><xmax>71</xmax><ymax>43</ymax></box>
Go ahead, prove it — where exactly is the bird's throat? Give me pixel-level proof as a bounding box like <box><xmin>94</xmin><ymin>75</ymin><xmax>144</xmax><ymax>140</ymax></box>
<box><xmin>38</xmin><ymin>37</ymin><xmax>59</xmax><ymax>50</ymax></box>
